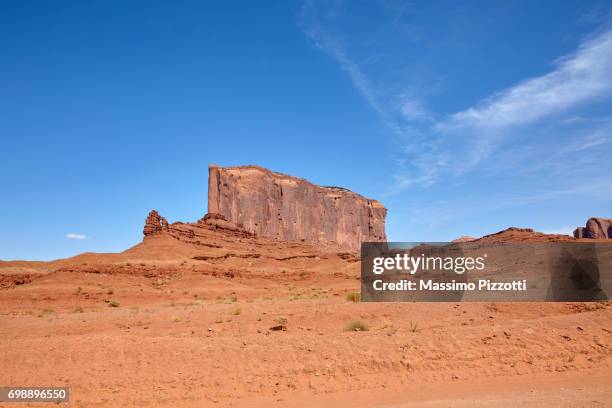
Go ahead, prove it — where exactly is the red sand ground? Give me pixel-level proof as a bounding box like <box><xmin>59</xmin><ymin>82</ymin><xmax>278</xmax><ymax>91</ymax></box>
<box><xmin>0</xmin><ymin>226</ymin><xmax>610</xmax><ymax>407</ymax></box>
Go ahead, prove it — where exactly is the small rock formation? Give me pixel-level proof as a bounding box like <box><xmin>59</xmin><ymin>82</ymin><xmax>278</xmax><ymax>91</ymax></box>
<box><xmin>208</xmin><ymin>165</ymin><xmax>387</xmax><ymax>251</ymax></box>
<box><xmin>143</xmin><ymin>210</ymin><xmax>168</xmax><ymax>236</ymax></box>
<box><xmin>574</xmin><ymin>217</ymin><xmax>612</xmax><ymax>239</ymax></box>
<box><xmin>142</xmin><ymin>209</ymin><xmax>253</xmax><ymax>246</ymax></box>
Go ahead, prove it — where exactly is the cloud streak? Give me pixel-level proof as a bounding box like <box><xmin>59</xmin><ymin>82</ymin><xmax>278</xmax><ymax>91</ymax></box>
<box><xmin>299</xmin><ymin>1</ymin><xmax>386</xmax><ymax>119</ymax></box>
<box><xmin>300</xmin><ymin>1</ymin><xmax>612</xmax><ymax>202</ymax></box>
<box><xmin>67</xmin><ymin>233</ymin><xmax>86</xmax><ymax>240</ymax></box>
<box><xmin>299</xmin><ymin>0</ymin><xmax>427</xmax><ymax>136</ymax></box>
<box><xmin>440</xmin><ymin>30</ymin><xmax>612</xmax><ymax>131</ymax></box>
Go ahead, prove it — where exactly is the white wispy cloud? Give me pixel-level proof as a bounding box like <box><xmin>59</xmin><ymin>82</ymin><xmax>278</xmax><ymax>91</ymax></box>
<box><xmin>67</xmin><ymin>233</ymin><xmax>86</xmax><ymax>240</ymax></box>
<box><xmin>299</xmin><ymin>0</ymin><xmax>428</xmax><ymax>135</ymax></box>
<box><xmin>399</xmin><ymin>97</ymin><xmax>432</xmax><ymax>122</ymax></box>
<box><xmin>440</xmin><ymin>29</ymin><xmax>612</xmax><ymax>131</ymax></box>
<box><xmin>420</xmin><ymin>28</ymin><xmax>612</xmax><ymax>186</ymax></box>
<box><xmin>300</xmin><ymin>1</ymin><xmax>612</xmax><ymax>197</ymax></box>
<box><xmin>299</xmin><ymin>1</ymin><xmax>385</xmax><ymax>118</ymax></box>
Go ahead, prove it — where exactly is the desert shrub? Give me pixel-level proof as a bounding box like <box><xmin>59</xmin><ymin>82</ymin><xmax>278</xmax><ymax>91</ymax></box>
<box><xmin>345</xmin><ymin>320</ymin><xmax>368</xmax><ymax>332</ymax></box>
<box><xmin>109</xmin><ymin>300</ymin><xmax>120</xmax><ymax>307</ymax></box>
<box><xmin>346</xmin><ymin>291</ymin><xmax>361</xmax><ymax>302</ymax></box>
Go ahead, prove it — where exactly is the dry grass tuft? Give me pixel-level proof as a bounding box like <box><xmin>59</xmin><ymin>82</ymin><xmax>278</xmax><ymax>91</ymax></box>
<box><xmin>345</xmin><ymin>320</ymin><xmax>368</xmax><ymax>332</ymax></box>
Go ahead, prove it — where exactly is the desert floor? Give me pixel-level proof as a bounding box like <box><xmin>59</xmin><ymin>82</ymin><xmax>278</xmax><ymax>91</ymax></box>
<box><xmin>1</xmin><ymin>229</ymin><xmax>611</xmax><ymax>407</ymax></box>
<box><xmin>1</xmin><ymin>269</ymin><xmax>611</xmax><ymax>407</ymax></box>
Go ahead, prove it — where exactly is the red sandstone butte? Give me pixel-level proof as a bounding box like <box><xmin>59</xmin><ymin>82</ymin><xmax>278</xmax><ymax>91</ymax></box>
<box><xmin>574</xmin><ymin>217</ymin><xmax>612</xmax><ymax>239</ymax></box>
<box><xmin>207</xmin><ymin>165</ymin><xmax>387</xmax><ymax>251</ymax></box>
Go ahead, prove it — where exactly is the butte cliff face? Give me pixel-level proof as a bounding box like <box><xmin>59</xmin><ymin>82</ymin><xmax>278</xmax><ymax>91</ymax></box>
<box><xmin>574</xmin><ymin>217</ymin><xmax>612</xmax><ymax>239</ymax></box>
<box><xmin>207</xmin><ymin>165</ymin><xmax>387</xmax><ymax>251</ymax></box>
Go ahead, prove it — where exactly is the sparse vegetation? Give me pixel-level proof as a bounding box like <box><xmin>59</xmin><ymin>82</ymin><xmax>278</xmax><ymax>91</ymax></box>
<box><xmin>345</xmin><ymin>319</ymin><xmax>368</xmax><ymax>332</ymax></box>
<box><xmin>73</xmin><ymin>306</ymin><xmax>84</xmax><ymax>313</ymax></box>
<box><xmin>233</xmin><ymin>307</ymin><xmax>242</xmax><ymax>315</ymax></box>
<box><xmin>346</xmin><ymin>291</ymin><xmax>361</xmax><ymax>302</ymax></box>
<box><xmin>409</xmin><ymin>321</ymin><xmax>419</xmax><ymax>333</ymax></box>
<box><xmin>109</xmin><ymin>300</ymin><xmax>120</xmax><ymax>307</ymax></box>
<box><xmin>107</xmin><ymin>288</ymin><xmax>114</xmax><ymax>295</ymax></box>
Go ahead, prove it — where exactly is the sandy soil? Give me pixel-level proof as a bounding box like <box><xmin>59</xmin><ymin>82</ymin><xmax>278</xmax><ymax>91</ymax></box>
<box><xmin>1</xmin><ymin>229</ymin><xmax>611</xmax><ymax>407</ymax></box>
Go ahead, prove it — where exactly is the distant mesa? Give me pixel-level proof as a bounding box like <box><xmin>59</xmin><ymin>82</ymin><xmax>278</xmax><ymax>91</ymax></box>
<box><xmin>452</xmin><ymin>235</ymin><xmax>476</xmax><ymax>243</ymax></box>
<box><xmin>454</xmin><ymin>219</ymin><xmax>612</xmax><ymax>244</ymax></box>
<box><xmin>573</xmin><ymin>218</ymin><xmax>612</xmax><ymax>239</ymax></box>
<box><xmin>143</xmin><ymin>164</ymin><xmax>387</xmax><ymax>252</ymax></box>
<box><xmin>474</xmin><ymin>227</ymin><xmax>574</xmax><ymax>243</ymax></box>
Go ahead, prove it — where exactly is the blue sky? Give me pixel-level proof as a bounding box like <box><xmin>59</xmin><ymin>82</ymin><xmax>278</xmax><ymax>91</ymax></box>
<box><xmin>1</xmin><ymin>1</ymin><xmax>611</xmax><ymax>260</ymax></box>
